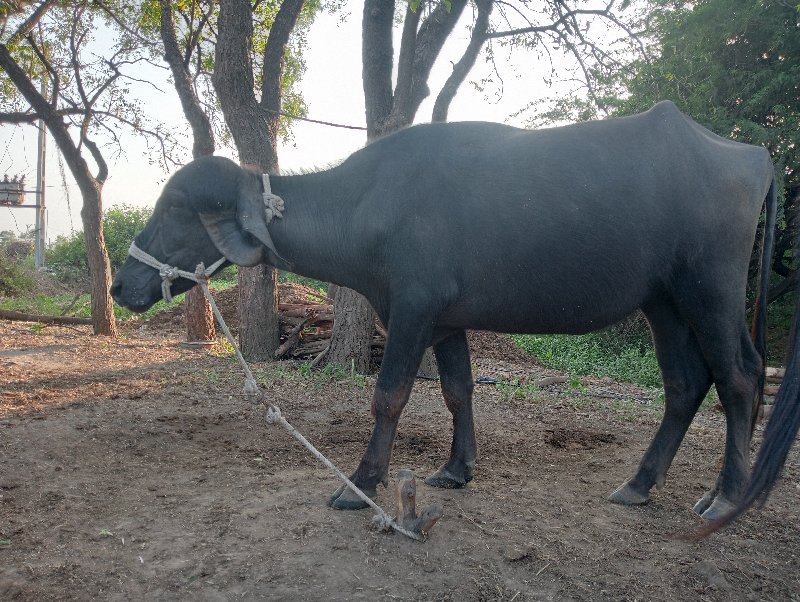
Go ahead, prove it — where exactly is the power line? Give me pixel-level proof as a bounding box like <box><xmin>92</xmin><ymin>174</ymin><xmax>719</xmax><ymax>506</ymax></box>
<box><xmin>265</xmin><ymin>107</ymin><xmax>367</xmax><ymax>132</ymax></box>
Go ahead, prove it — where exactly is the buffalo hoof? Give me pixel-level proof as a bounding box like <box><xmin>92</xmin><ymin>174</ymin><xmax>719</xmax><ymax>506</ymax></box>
<box><xmin>692</xmin><ymin>490</ymin><xmax>715</xmax><ymax>515</ymax></box>
<box><xmin>425</xmin><ymin>466</ymin><xmax>470</xmax><ymax>489</ymax></box>
<box><xmin>694</xmin><ymin>493</ymin><xmax>736</xmax><ymax>520</ymax></box>
<box><xmin>607</xmin><ymin>480</ymin><xmax>650</xmax><ymax>506</ymax></box>
<box><xmin>327</xmin><ymin>483</ymin><xmax>375</xmax><ymax>510</ymax></box>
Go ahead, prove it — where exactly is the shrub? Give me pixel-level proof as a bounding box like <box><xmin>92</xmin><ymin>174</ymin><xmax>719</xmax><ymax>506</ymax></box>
<box><xmin>0</xmin><ymin>242</ymin><xmax>35</xmax><ymax>296</ymax></box>
<box><xmin>47</xmin><ymin>204</ymin><xmax>152</xmax><ymax>281</ymax></box>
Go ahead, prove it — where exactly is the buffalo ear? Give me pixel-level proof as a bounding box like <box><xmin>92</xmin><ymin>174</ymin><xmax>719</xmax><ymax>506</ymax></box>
<box><xmin>236</xmin><ymin>191</ymin><xmax>292</xmax><ymax>271</ymax></box>
<box><xmin>199</xmin><ymin>211</ymin><xmax>264</xmax><ymax>267</ymax></box>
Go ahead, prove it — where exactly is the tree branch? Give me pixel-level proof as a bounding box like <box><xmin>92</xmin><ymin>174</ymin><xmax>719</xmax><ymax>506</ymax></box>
<box><xmin>160</xmin><ymin>0</ymin><xmax>215</xmax><ymax>157</ymax></box>
<box><xmin>487</xmin><ymin>7</ymin><xmax>610</xmax><ymax>39</ymax></box>
<box><xmin>82</xmin><ymin>136</ymin><xmax>108</xmax><ymax>184</ymax></box>
<box><xmin>260</xmin><ymin>0</ymin><xmax>304</xmax><ymax>143</ymax></box>
<box><xmin>404</xmin><ymin>0</ymin><xmax>467</xmax><ymax>117</ymax></box>
<box><xmin>0</xmin><ymin>106</ymin><xmax>86</xmax><ymax>123</ymax></box>
<box><xmin>7</xmin><ymin>0</ymin><xmax>58</xmax><ymax>45</ymax></box>
<box><xmin>392</xmin><ymin>3</ymin><xmax>422</xmax><ymax>126</ymax></box>
<box><xmin>362</xmin><ymin>0</ymin><xmax>395</xmax><ymax>140</ymax></box>
<box><xmin>432</xmin><ymin>0</ymin><xmax>493</xmax><ymax>122</ymax></box>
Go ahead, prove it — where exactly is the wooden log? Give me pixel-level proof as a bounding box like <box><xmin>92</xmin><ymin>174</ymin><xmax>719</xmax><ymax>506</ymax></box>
<box><xmin>298</xmin><ymin>331</ymin><xmax>332</xmax><ymax>343</ymax></box>
<box><xmin>536</xmin><ymin>376</ymin><xmax>570</xmax><ymax>388</ymax></box>
<box><xmin>281</xmin><ymin>309</ymin><xmax>334</xmax><ymax>322</ymax></box>
<box><xmin>0</xmin><ymin>309</ymin><xmax>92</xmax><ymax>326</ymax></box>
<box><xmin>274</xmin><ymin>317</ymin><xmax>312</xmax><ymax>358</ymax></box>
<box><xmin>292</xmin><ymin>339</ymin><xmax>330</xmax><ymax>356</ymax></box>
<box><xmin>765</xmin><ymin>367</ymin><xmax>784</xmax><ymax>384</ymax></box>
<box><xmin>394</xmin><ymin>469</ymin><xmax>443</xmax><ymax>538</ymax></box>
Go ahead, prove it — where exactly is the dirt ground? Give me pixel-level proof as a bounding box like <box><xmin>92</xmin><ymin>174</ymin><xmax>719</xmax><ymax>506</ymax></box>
<box><xmin>1</xmin><ymin>317</ymin><xmax>799</xmax><ymax>601</ymax></box>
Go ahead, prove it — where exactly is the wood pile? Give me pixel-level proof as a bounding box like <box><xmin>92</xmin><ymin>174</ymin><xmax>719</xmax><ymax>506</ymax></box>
<box><xmin>763</xmin><ymin>366</ymin><xmax>785</xmax><ymax>397</ymax></box>
<box><xmin>274</xmin><ymin>284</ymin><xmax>386</xmax><ymax>363</ymax></box>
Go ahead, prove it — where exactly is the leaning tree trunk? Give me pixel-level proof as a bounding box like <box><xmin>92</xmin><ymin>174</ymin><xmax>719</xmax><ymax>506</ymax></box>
<box><xmin>0</xmin><ymin>42</ymin><xmax>117</xmax><ymax>337</ymax></box>
<box><xmin>79</xmin><ymin>180</ymin><xmax>117</xmax><ymax>336</ymax></box>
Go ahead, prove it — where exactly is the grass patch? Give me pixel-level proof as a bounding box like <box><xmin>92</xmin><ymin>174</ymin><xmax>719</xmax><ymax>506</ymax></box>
<box><xmin>1</xmin><ymin>293</ymin><xmax>93</xmax><ymax>317</ymax></box>
<box><xmin>250</xmin><ymin>360</ymin><xmax>369</xmax><ymax>390</ymax></box>
<box><xmin>513</xmin><ymin>328</ymin><xmax>662</xmax><ymax>389</ymax></box>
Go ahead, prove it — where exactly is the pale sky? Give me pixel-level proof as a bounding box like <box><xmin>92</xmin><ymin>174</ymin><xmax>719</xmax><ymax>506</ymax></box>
<box><xmin>0</xmin><ymin>5</ymin><xmax>575</xmax><ymax>242</ymax></box>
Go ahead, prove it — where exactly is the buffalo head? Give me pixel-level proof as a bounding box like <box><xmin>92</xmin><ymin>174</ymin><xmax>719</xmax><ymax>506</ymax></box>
<box><xmin>111</xmin><ymin>156</ymin><xmax>285</xmax><ymax>312</ymax></box>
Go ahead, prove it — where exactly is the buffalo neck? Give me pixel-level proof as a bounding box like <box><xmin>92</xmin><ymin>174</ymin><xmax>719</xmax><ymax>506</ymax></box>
<box><xmin>266</xmin><ymin>167</ymin><xmax>374</xmax><ymax>293</ymax></box>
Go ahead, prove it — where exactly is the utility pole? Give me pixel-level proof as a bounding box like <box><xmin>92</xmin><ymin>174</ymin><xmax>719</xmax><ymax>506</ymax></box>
<box><xmin>34</xmin><ymin>77</ymin><xmax>46</xmax><ymax>268</ymax></box>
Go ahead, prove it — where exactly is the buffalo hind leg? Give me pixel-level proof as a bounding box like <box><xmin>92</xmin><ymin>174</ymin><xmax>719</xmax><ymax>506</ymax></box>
<box><xmin>691</xmin><ymin>326</ymin><xmax>762</xmax><ymax>519</ymax></box>
<box><xmin>609</xmin><ymin>304</ymin><xmax>712</xmax><ymax>506</ymax></box>
<box><xmin>425</xmin><ymin>330</ymin><xmax>477</xmax><ymax>489</ymax></box>
<box><xmin>328</xmin><ymin>302</ymin><xmax>435</xmax><ymax>510</ymax></box>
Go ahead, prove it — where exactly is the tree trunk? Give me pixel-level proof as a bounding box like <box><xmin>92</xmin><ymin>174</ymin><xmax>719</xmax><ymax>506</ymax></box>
<box><xmin>237</xmin><ymin>264</ymin><xmax>280</xmax><ymax>361</ymax></box>
<box><xmin>214</xmin><ymin>0</ymin><xmax>279</xmax><ymax>361</ymax></box>
<box><xmin>80</xmin><ymin>181</ymin><xmax>117</xmax><ymax>336</ymax></box>
<box><xmin>0</xmin><ymin>41</ymin><xmax>116</xmax><ymax>337</ymax></box>
<box><xmin>322</xmin><ymin>0</ymin><xmax>469</xmax><ymax>375</ymax></box>
<box><xmin>324</xmin><ymin>285</ymin><xmax>376</xmax><ymax>373</ymax></box>
<box><xmin>185</xmin><ymin>287</ymin><xmax>215</xmax><ymax>341</ymax></box>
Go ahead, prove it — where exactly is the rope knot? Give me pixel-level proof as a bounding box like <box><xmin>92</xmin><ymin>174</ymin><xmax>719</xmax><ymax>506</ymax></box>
<box><xmin>159</xmin><ymin>265</ymin><xmax>180</xmax><ymax>282</ymax></box>
<box><xmin>265</xmin><ymin>405</ymin><xmax>282</xmax><ymax>424</ymax></box>
<box><xmin>262</xmin><ymin>174</ymin><xmax>285</xmax><ymax>223</ymax></box>
<box><xmin>243</xmin><ymin>378</ymin><xmax>260</xmax><ymax>397</ymax></box>
<box><xmin>371</xmin><ymin>513</ymin><xmax>395</xmax><ymax>532</ymax></box>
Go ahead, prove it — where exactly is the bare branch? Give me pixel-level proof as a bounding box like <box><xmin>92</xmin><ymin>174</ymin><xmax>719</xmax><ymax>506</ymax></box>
<box><xmin>90</xmin><ymin>0</ymin><xmax>158</xmax><ymax>48</ymax></box>
<box><xmin>0</xmin><ymin>106</ymin><xmax>88</xmax><ymax>123</ymax></box>
<box><xmin>487</xmin><ymin>7</ymin><xmax>610</xmax><ymax>39</ymax></box>
<box><xmin>432</xmin><ymin>0</ymin><xmax>493</xmax><ymax>122</ymax></box>
<box><xmin>82</xmin><ymin>135</ymin><xmax>108</xmax><ymax>184</ymax></box>
<box><xmin>25</xmin><ymin>31</ymin><xmax>60</xmax><ymax>108</ymax></box>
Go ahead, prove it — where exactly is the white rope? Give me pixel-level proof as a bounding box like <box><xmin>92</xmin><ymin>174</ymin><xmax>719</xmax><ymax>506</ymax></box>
<box><xmin>124</xmin><ymin>242</ymin><xmax>424</xmax><ymax>541</ymax></box>
<box><xmin>262</xmin><ymin>174</ymin><xmax>284</xmax><ymax>223</ymax></box>
<box><xmin>195</xmin><ymin>276</ymin><xmax>423</xmax><ymax>541</ymax></box>
<box><xmin>127</xmin><ymin>241</ymin><xmax>226</xmax><ymax>304</ymax></box>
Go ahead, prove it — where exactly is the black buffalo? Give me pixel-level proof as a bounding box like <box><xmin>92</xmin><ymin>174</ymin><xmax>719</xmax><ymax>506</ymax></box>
<box><xmin>112</xmin><ymin>101</ymin><xmax>799</xmax><ymax>525</ymax></box>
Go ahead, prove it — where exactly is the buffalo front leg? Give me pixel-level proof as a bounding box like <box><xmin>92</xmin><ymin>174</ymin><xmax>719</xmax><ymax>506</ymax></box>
<box><xmin>328</xmin><ymin>304</ymin><xmax>435</xmax><ymax>510</ymax></box>
<box><xmin>426</xmin><ymin>330</ymin><xmax>477</xmax><ymax>489</ymax></box>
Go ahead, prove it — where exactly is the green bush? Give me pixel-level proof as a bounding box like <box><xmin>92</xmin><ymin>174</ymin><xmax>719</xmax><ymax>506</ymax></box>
<box><xmin>0</xmin><ymin>243</ymin><xmax>35</xmax><ymax>296</ymax></box>
<box><xmin>47</xmin><ymin>204</ymin><xmax>152</xmax><ymax>280</ymax></box>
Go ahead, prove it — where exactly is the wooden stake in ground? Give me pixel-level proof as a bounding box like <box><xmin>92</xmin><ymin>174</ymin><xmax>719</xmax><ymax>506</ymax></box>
<box><xmin>394</xmin><ymin>469</ymin><xmax>444</xmax><ymax>538</ymax></box>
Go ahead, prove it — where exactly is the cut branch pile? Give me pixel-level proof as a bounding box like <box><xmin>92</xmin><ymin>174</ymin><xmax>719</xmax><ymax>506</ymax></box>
<box><xmin>274</xmin><ymin>285</ymin><xmax>385</xmax><ymax>363</ymax></box>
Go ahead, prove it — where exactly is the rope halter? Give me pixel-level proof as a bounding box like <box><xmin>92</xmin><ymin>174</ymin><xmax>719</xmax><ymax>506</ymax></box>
<box><xmin>127</xmin><ymin>241</ymin><xmax>227</xmax><ymax>304</ymax></box>
<box><xmin>126</xmin><ymin>173</ymin><xmax>285</xmax><ymax>304</ymax></box>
